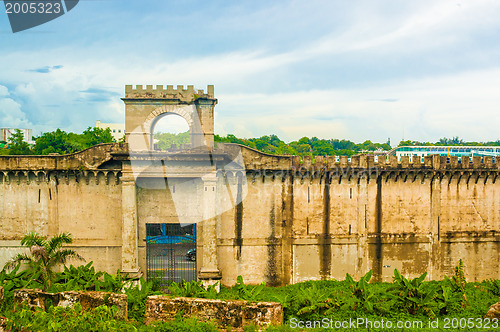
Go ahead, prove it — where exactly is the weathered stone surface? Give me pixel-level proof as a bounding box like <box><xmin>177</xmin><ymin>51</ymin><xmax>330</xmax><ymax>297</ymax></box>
<box><xmin>14</xmin><ymin>289</ymin><xmax>47</xmax><ymax>310</ymax></box>
<box><xmin>57</xmin><ymin>291</ymin><xmax>80</xmax><ymax>308</ymax></box>
<box><xmin>14</xmin><ymin>289</ymin><xmax>127</xmax><ymax>319</ymax></box>
<box><xmin>484</xmin><ymin>302</ymin><xmax>500</xmax><ymax>319</ymax></box>
<box><xmin>0</xmin><ymin>317</ymin><xmax>6</xmax><ymax>332</ymax></box>
<box><xmin>145</xmin><ymin>296</ymin><xmax>282</xmax><ymax>329</ymax></box>
<box><xmin>79</xmin><ymin>291</ymin><xmax>128</xmax><ymax>320</ymax></box>
<box><xmin>1</xmin><ymin>85</ymin><xmax>500</xmax><ymax>288</ymax></box>
<box><xmin>14</xmin><ymin>289</ymin><xmax>82</xmax><ymax>311</ymax></box>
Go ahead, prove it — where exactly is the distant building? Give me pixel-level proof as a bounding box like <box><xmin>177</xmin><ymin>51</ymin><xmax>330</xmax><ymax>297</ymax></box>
<box><xmin>389</xmin><ymin>146</ymin><xmax>500</xmax><ymax>158</ymax></box>
<box><xmin>0</xmin><ymin>128</ymin><xmax>34</xmax><ymax>145</ymax></box>
<box><xmin>95</xmin><ymin>120</ymin><xmax>125</xmax><ymax>141</ymax></box>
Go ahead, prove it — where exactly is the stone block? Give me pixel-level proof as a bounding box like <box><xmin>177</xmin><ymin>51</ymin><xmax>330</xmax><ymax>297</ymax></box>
<box><xmin>14</xmin><ymin>289</ymin><xmax>47</xmax><ymax>310</ymax></box>
<box><xmin>350</xmin><ymin>155</ymin><xmax>360</xmax><ymax>167</ymax></box>
<box><xmin>461</xmin><ymin>156</ymin><xmax>470</xmax><ymax>168</ymax></box>
<box><xmin>484</xmin><ymin>302</ymin><xmax>500</xmax><ymax>319</ymax></box>
<box><xmin>449</xmin><ymin>156</ymin><xmax>459</xmax><ymax>168</ymax></box>
<box><xmin>79</xmin><ymin>291</ymin><xmax>128</xmax><ymax>320</ymax></box>
<box><xmin>302</xmin><ymin>156</ymin><xmax>311</xmax><ymax>168</ymax></box>
<box><xmin>366</xmin><ymin>155</ymin><xmax>374</xmax><ymax>168</ymax></box>
<box><xmin>472</xmin><ymin>156</ymin><xmax>482</xmax><ymax>168</ymax></box>
<box><xmin>484</xmin><ymin>156</ymin><xmax>493</xmax><ymax>168</ymax></box>
<box><xmin>13</xmin><ymin>289</ymin><xmax>127</xmax><ymax>320</ymax></box>
<box><xmin>339</xmin><ymin>155</ymin><xmax>348</xmax><ymax>167</ymax></box>
<box><xmin>400</xmin><ymin>156</ymin><xmax>410</xmax><ymax>168</ymax></box>
<box><xmin>145</xmin><ymin>296</ymin><xmax>282</xmax><ymax>329</ymax></box>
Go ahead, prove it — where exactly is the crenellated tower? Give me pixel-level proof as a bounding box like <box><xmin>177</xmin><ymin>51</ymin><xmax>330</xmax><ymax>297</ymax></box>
<box><xmin>122</xmin><ymin>84</ymin><xmax>217</xmax><ymax>151</ymax></box>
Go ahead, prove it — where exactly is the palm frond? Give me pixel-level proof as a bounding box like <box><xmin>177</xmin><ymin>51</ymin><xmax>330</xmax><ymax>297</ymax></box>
<box><xmin>5</xmin><ymin>232</ymin><xmax>82</xmax><ymax>291</ymax></box>
<box><xmin>3</xmin><ymin>253</ymin><xmax>33</xmax><ymax>270</ymax></box>
<box><xmin>20</xmin><ymin>232</ymin><xmax>46</xmax><ymax>248</ymax></box>
<box><xmin>47</xmin><ymin>249</ymin><xmax>84</xmax><ymax>268</ymax></box>
<box><xmin>46</xmin><ymin>233</ymin><xmax>73</xmax><ymax>254</ymax></box>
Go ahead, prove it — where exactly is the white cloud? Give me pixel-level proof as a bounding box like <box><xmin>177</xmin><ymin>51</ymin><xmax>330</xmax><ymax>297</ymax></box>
<box><xmin>1</xmin><ymin>0</ymin><xmax>500</xmax><ymax>143</ymax></box>
<box><xmin>214</xmin><ymin>67</ymin><xmax>500</xmax><ymax>143</ymax></box>
<box><xmin>0</xmin><ymin>85</ymin><xmax>9</xmax><ymax>98</ymax></box>
<box><xmin>0</xmin><ymin>85</ymin><xmax>32</xmax><ymax>129</ymax></box>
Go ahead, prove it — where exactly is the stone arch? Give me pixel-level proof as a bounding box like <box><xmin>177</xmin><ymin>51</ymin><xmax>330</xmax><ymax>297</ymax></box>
<box><xmin>123</xmin><ymin>85</ymin><xmax>217</xmax><ymax>151</ymax></box>
<box><xmin>145</xmin><ymin>105</ymin><xmax>194</xmax><ymax>130</ymax></box>
<box><xmin>145</xmin><ymin>106</ymin><xmax>195</xmax><ymax>149</ymax></box>
<box><xmin>27</xmin><ymin>171</ymin><xmax>37</xmax><ymax>183</ymax></box>
<box><xmin>96</xmin><ymin>171</ymin><xmax>106</xmax><ymax>185</ymax></box>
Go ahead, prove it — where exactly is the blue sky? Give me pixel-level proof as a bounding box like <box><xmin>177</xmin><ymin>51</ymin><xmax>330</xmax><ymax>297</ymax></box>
<box><xmin>1</xmin><ymin>0</ymin><xmax>500</xmax><ymax>144</ymax></box>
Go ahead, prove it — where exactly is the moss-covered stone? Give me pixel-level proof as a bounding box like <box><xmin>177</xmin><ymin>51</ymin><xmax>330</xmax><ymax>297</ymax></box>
<box><xmin>145</xmin><ymin>296</ymin><xmax>282</xmax><ymax>329</ymax></box>
<box><xmin>13</xmin><ymin>289</ymin><xmax>127</xmax><ymax>319</ymax></box>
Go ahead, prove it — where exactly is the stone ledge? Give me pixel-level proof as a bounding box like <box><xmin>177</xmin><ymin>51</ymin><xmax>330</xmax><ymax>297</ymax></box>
<box><xmin>13</xmin><ymin>289</ymin><xmax>127</xmax><ymax>320</ymax></box>
<box><xmin>145</xmin><ymin>296</ymin><xmax>282</xmax><ymax>330</ymax></box>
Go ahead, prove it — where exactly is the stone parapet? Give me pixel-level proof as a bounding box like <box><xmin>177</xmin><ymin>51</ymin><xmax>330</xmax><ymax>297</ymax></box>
<box><xmin>124</xmin><ymin>85</ymin><xmax>215</xmax><ymax>102</ymax></box>
<box><xmin>1</xmin><ymin>142</ymin><xmax>497</xmax><ymax>173</ymax></box>
<box><xmin>145</xmin><ymin>296</ymin><xmax>282</xmax><ymax>330</ymax></box>
<box><xmin>217</xmin><ymin>143</ymin><xmax>500</xmax><ymax>171</ymax></box>
<box><xmin>0</xmin><ymin>143</ymin><xmax>128</xmax><ymax>171</ymax></box>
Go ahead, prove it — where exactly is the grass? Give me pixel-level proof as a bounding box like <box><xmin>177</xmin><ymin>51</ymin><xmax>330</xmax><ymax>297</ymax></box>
<box><xmin>2</xmin><ymin>264</ymin><xmax>500</xmax><ymax>331</ymax></box>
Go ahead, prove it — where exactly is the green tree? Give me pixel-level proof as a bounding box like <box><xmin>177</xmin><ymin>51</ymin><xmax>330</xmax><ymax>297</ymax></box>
<box><xmin>4</xmin><ymin>232</ymin><xmax>83</xmax><ymax>291</ymax></box>
<box><xmin>32</xmin><ymin>129</ymin><xmax>74</xmax><ymax>155</ymax></box>
<box><xmin>437</xmin><ymin>137</ymin><xmax>464</xmax><ymax>146</ymax></box>
<box><xmin>32</xmin><ymin>127</ymin><xmax>114</xmax><ymax>155</ymax></box>
<box><xmin>80</xmin><ymin>127</ymin><xmax>114</xmax><ymax>147</ymax></box>
<box><xmin>154</xmin><ymin>131</ymin><xmax>190</xmax><ymax>150</ymax></box>
<box><xmin>7</xmin><ymin>129</ymin><xmax>31</xmax><ymax>155</ymax></box>
<box><xmin>398</xmin><ymin>139</ymin><xmax>417</xmax><ymax>147</ymax></box>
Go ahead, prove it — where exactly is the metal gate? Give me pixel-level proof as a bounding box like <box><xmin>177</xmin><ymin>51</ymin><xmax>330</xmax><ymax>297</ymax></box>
<box><xmin>146</xmin><ymin>223</ymin><xmax>196</xmax><ymax>287</ymax></box>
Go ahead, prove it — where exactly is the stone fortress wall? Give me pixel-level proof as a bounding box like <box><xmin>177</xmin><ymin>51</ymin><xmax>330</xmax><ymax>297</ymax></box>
<box><xmin>0</xmin><ymin>144</ymin><xmax>126</xmax><ymax>274</ymax></box>
<box><xmin>0</xmin><ymin>142</ymin><xmax>499</xmax><ymax>285</ymax></box>
<box><xmin>220</xmin><ymin>145</ymin><xmax>500</xmax><ymax>284</ymax></box>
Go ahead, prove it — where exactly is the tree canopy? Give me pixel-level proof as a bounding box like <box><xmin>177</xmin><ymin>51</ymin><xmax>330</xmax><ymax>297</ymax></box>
<box><xmin>397</xmin><ymin>136</ymin><xmax>500</xmax><ymax>147</ymax></box>
<box><xmin>215</xmin><ymin>134</ymin><xmax>391</xmax><ymax>156</ymax></box>
<box><xmin>7</xmin><ymin>129</ymin><xmax>32</xmax><ymax>155</ymax></box>
<box><xmin>2</xmin><ymin>127</ymin><xmax>114</xmax><ymax>156</ymax></box>
<box><xmin>153</xmin><ymin>131</ymin><xmax>190</xmax><ymax>150</ymax></box>
<box><xmin>2</xmin><ymin>128</ymin><xmax>499</xmax><ymax>157</ymax></box>
<box><xmin>32</xmin><ymin>127</ymin><xmax>114</xmax><ymax>155</ymax></box>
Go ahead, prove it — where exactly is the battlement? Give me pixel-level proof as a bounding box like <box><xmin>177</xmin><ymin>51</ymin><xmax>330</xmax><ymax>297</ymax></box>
<box><xmin>124</xmin><ymin>84</ymin><xmax>215</xmax><ymax>102</ymax></box>
<box><xmin>219</xmin><ymin>144</ymin><xmax>500</xmax><ymax>171</ymax></box>
<box><xmin>293</xmin><ymin>154</ymin><xmax>500</xmax><ymax>171</ymax></box>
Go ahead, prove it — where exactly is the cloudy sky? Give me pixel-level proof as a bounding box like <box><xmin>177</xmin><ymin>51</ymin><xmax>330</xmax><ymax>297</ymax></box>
<box><xmin>1</xmin><ymin>0</ymin><xmax>500</xmax><ymax>144</ymax></box>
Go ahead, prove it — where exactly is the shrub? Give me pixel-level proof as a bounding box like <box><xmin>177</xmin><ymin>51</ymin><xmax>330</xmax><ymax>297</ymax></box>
<box><xmin>235</xmin><ymin>275</ymin><xmax>265</xmax><ymax>301</ymax></box>
<box><xmin>3</xmin><ymin>232</ymin><xmax>83</xmax><ymax>291</ymax></box>
<box><xmin>167</xmin><ymin>280</ymin><xmax>218</xmax><ymax>300</ymax></box>
<box><xmin>124</xmin><ymin>278</ymin><xmax>162</xmax><ymax>323</ymax></box>
<box><xmin>391</xmin><ymin>269</ymin><xmax>438</xmax><ymax>318</ymax></box>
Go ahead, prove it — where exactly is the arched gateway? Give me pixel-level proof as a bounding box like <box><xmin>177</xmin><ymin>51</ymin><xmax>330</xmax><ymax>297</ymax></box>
<box><xmin>123</xmin><ymin>85</ymin><xmax>217</xmax><ymax>151</ymax></box>
<box><xmin>121</xmin><ymin>85</ymin><xmax>223</xmax><ymax>287</ymax></box>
